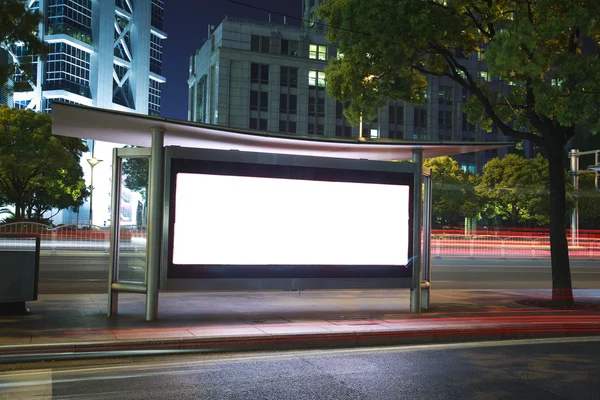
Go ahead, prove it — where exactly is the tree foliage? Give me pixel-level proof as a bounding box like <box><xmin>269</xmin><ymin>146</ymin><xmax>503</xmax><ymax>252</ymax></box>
<box><xmin>423</xmin><ymin>156</ymin><xmax>479</xmax><ymax>226</ymax></box>
<box><xmin>476</xmin><ymin>153</ymin><xmax>574</xmax><ymax>226</ymax></box>
<box><xmin>121</xmin><ymin>149</ymin><xmax>149</xmax><ymax>226</ymax></box>
<box><xmin>121</xmin><ymin>151</ymin><xmax>149</xmax><ymax>202</ymax></box>
<box><xmin>0</xmin><ymin>106</ymin><xmax>89</xmax><ymax>220</ymax></box>
<box><xmin>0</xmin><ymin>0</ymin><xmax>44</xmax><ymax>87</ymax></box>
<box><xmin>318</xmin><ymin>0</ymin><xmax>600</xmax><ymax>304</ymax></box>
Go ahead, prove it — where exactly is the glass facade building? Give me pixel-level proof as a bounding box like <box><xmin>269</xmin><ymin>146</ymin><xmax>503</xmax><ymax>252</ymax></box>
<box><xmin>9</xmin><ymin>0</ymin><xmax>166</xmax><ymax>116</ymax></box>
<box><xmin>4</xmin><ymin>0</ymin><xmax>167</xmax><ymax>225</ymax></box>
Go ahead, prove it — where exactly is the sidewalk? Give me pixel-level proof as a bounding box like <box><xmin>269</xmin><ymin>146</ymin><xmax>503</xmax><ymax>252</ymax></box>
<box><xmin>1</xmin><ymin>289</ymin><xmax>600</xmax><ymax>361</ymax></box>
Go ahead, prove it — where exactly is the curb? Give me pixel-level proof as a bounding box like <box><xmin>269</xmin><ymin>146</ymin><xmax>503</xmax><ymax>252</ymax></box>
<box><xmin>2</xmin><ymin>325</ymin><xmax>600</xmax><ymax>364</ymax></box>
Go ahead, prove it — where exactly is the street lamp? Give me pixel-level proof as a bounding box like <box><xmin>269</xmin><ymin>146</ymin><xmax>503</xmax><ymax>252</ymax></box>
<box><xmin>87</xmin><ymin>156</ymin><xmax>103</xmax><ymax>229</ymax></box>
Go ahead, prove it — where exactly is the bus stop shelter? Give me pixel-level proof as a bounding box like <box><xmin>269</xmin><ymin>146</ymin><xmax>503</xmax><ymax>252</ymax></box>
<box><xmin>51</xmin><ymin>102</ymin><xmax>511</xmax><ymax>321</ymax></box>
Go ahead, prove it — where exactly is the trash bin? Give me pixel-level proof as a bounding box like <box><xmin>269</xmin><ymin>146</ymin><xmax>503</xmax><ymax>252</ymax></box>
<box><xmin>0</xmin><ymin>234</ymin><xmax>41</xmax><ymax>315</ymax></box>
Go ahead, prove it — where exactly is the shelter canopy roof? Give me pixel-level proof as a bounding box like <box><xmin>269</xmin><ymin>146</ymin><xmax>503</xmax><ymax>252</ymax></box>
<box><xmin>51</xmin><ymin>102</ymin><xmax>512</xmax><ymax>161</ymax></box>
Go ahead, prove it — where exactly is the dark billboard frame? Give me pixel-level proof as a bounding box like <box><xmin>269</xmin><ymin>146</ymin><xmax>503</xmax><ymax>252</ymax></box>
<box><xmin>161</xmin><ymin>147</ymin><xmax>417</xmax><ymax>291</ymax></box>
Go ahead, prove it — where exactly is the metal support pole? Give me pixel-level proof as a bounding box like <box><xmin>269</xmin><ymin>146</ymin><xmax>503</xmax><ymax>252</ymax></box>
<box><xmin>145</xmin><ymin>128</ymin><xmax>164</xmax><ymax>321</ymax></box>
<box><xmin>594</xmin><ymin>150</ymin><xmax>600</xmax><ymax>192</ymax></box>
<box><xmin>421</xmin><ymin>173</ymin><xmax>432</xmax><ymax>310</ymax></box>
<box><xmin>358</xmin><ymin>112</ymin><xmax>363</xmax><ymax>140</ymax></box>
<box><xmin>410</xmin><ymin>148</ymin><xmax>423</xmax><ymax>313</ymax></box>
<box><xmin>107</xmin><ymin>149</ymin><xmax>122</xmax><ymax>317</ymax></box>
<box><xmin>569</xmin><ymin>149</ymin><xmax>579</xmax><ymax>246</ymax></box>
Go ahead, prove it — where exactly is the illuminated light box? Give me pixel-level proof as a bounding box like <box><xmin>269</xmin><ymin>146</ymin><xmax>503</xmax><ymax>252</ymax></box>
<box><xmin>164</xmin><ymin>148</ymin><xmax>415</xmax><ymax>285</ymax></box>
<box><xmin>173</xmin><ymin>173</ymin><xmax>410</xmax><ymax>266</ymax></box>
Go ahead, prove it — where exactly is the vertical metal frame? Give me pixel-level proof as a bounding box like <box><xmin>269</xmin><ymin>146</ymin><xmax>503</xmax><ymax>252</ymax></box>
<box><xmin>410</xmin><ymin>148</ymin><xmax>423</xmax><ymax>313</ymax></box>
<box><xmin>107</xmin><ymin>148</ymin><xmax>122</xmax><ymax>316</ymax></box>
<box><xmin>421</xmin><ymin>172</ymin><xmax>432</xmax><ymax>309</ymax></box>
<box><xmin>107</xmin><ymin>146</ymin><xmax>154</xmax><ymax>318</ymax></box>
<box><xmin>159</xmin><ymin>147</ymin><xmax>174</xmax><ymax>291</ymax></box>
<box><xmin>145</xmin><ymin>128</ymin><xmax>165</xmax><ymax>321</ymax></box>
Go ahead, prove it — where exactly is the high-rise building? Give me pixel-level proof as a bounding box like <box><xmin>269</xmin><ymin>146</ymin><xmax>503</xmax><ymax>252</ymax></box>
<box><xmin>4</xmin><ymin>0</ymin><xmax>166</xmax><ymax>226</ymax></box>
<box><xmin>9</xmin><ymin>0</ymin><xmax>166</xmax><ymax>115</ymax></box>
<box><xmin>188</xmin><ymin>1</ymin><xmax>527</xmax><ymax>173</ymax></box>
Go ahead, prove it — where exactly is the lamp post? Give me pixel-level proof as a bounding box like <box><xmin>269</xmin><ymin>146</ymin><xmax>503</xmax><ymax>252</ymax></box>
<box><xmin>87</xmin><ymin>156</ymin><xmax>103</xmax><ymax>229</ymax></box>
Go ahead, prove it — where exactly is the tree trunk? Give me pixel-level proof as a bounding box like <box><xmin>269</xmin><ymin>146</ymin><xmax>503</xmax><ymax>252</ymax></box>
<box><xmin>545</xmin><ymin>140</ymin><xmax>574</xmax><ymax>306</ymax></box>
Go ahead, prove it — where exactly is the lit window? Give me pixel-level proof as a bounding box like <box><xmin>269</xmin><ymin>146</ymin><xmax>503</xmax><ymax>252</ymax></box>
<box><xmin>478</xmin><ymin>71</ymin><xmax>489</xmax><ymax>81</ymax></box>
<box><xmin>308</xmin><ymin>70</ymin><xmax>316</xmax><ymax>86</ymax></box>
<box><xmin>317</xmin><ymin>71</ymin><xmax>326</xmax><ymax>87</ymax></box>
<box><xmin>309</xmin><ymin>44</ymin><xmax>327</xmax><ymax>60</ymax></box>
<box><xmin>477</xmin><ymin>48</ymin><xmax>486</xmax><ymax>61</ymax></box>
<box><xmin>370</xmin><ymin>129</ymin><xmax>378</xmax><ymax>138</ymax></box>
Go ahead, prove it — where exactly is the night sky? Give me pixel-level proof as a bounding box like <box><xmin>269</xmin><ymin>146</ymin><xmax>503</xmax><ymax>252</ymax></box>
<box><xmin>161</xmin><ymin>0</ymin><xmax>303</xmax><ymax>120</ymax></box>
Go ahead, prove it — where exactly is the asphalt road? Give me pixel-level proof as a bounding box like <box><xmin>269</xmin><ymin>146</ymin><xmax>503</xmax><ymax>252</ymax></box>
<box><xmin>2</xmin><ymin>337</ymin><xmax>600</xmax><ymax>399</ymax></box>
<box><xmin>37</xmin><ymin>253</ymin><xmax>600</xmax><ymax>293</ymax></box>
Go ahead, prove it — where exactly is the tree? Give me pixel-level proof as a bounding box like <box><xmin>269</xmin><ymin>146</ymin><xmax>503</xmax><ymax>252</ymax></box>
<box><xmin>121</xmin><ymin>150</ymin><xmax>149</xmax><ymax>226</ymax></box>
<box><xmin>0</xmin><ymin>0</ymin><xmax>44</xmax><ymax>87</ymax></box>
<box><xmin>477</xmin><ymin>153</ymin><xmax>573</xmax><ymax>226</ymax></box>
<box><xmin>423</xmin><ymin>156</ymin><xmax>480</xmax><ymax>227</ymax></box>
<box><xmin>0</xmin><ymin>106</ymin><xmax>89</xmax><ymax>220</ymax></box>
<box><xmin>318</xmin><ymin>0</ymin><xmax>600</xmax><ymax>305</ymax></box>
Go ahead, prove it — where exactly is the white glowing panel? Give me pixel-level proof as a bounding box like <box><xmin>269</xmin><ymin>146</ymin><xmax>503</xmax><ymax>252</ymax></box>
<box><xmin>173</xmin><ymin>173</ymin><xmax>410</xmax><ymax>265</ymax></box>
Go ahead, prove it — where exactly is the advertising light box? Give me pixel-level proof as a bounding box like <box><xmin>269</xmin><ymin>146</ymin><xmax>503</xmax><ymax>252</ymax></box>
<box><xmin>173</xmin><ymin>173</ymin><xmax>410</xmax><ymax>266</ymax></box>
<box><xmin>165</xmin><ymin>149</ymin><xmax>414</xmax><ymax>283</ymax></box>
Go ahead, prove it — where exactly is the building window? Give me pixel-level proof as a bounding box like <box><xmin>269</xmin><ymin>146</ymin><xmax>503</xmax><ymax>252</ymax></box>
<box><xmin>251</xmin><ymin>35</ymin><xmax>270</xmax><ymax>53</ymax></box>
<box><xmin>279</xmin><ymin>120</ymin><xmax>297</xmax><ymax>133</ymax></box>
<box><xmin>148</xmin><ymin>78</ymin><xmax>161</xmax><ymax>116</ymax></box>
<box><xmin>389</xmin><ymin>104</ymin><xmax>404</xmax><ymax>124</ymax></box>
<box><xmin>309</xmin><ymin>44</ymin><xmax>327</xmax><ymax>60</ymax></box>
<box><xmin>250</xmin><ymin>90</ymin><xmax>268</xmax><ymax>112</ymax></box>
<box><xmin>477</xmin><ymin>48</ymin><xmax>486</xmax><ymax>61</ymax></box>
<box><xmin>251</xmin><ymin>63</ymin><xmax>269</xmax><ymax>84</ymax></box>
<box><xmin>335</xmin><ymin>126</ymin><xmax>352</xmax><ymax>137</ymax></box>
<box><xmin>250</xmin><ymin>118</ymin><xmax>268</xmax><ymax>130</ymax></box>
<box><xmin>279</xmin><ymin>93</ymin><xmax>297</xmax><ymax>114</ymax></box>
<box><xmin>260</xmin><ymin>91</ymin><xmax>268</xmax><ymax>112</ymax></box>
<box><xmin>281</xmin><ymin>39</ymin><xmax>299</xmax><ymax>56</ymax></box>
<box><xmin>47</xmin><ymin>0</ymin><xmax>93</xmax><ymax>44</ymax></box>
<box><xmin>478</xmin><ymin>70</ymin><xmax>489</xmax><ymax>81</ymax></box>
<box><xmin>45</xmin><ymin>42</ymin><xmax>92</xmax><ymax>98</ymax></box>
<box><xmin>414</xmin><ymin>108</ymin><xmax>427</xmax><ymax>127</ymax></box>
<box><xmin>438</xmin><ymin>86</ymin><xmax>453</xmax><ymax>104</ymax></box>
<box><xmin>150</xmin><ymin>34</ymin><xmax>163</xmax><ymax>75</ymax></box>
<box><xmin>308</xmin><ymin>70</ymin><xmax>326</xmax><ymax>87</ymax></box>
<box><xmin>150</xmin><ymin>0</ymin><xmax>164</xmax><ymax>30</ymax></box>
<box><xmin>317</xmin><ymin>98</ymin><xmax>325</xmax><ymax>117</ymax></box>
<box><xmin>250</xmin><ymin>90</ymin><xmax>258</xmax><ymax>110</ymax></box>
<box><xmin>308</xmin><ymin>123</ymin><xmax>324</xmax><ymax>135</ymax></box>
<box><xmin>308</xmin><ymin>97</ymin><xmax>315</xmax><ymax>116</ymax></box>
<box><xmin>280</xmin><ymin>66</ymin><xmax>298</xmax><ymax>87</ymax></box>
<box><xmin>438</xmin><ymin>110</ymin><xmax>452</xmax><ymax>128</ymax></box>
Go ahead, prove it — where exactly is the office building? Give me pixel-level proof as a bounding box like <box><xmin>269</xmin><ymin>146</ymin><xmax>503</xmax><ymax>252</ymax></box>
<box><xmin>10</xmin><ymin>0</ymin><xmax>166</xmax><ymax>115</ymax></box>
<box><xmin>5</xmin><ymin>0</ymin><xmax>166</xmax><ymax>225</ymax></box>
<box><xmin>188</xmin><ymin>1</ymin><xmax>526</xmax><ymax>173</ymax></box>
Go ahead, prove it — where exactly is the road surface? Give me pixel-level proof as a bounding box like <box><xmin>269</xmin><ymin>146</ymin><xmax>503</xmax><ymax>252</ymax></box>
<box><xmin>37</xmin><ymin>253</ymin><xmax>600</xmax><ymax>293</ymax></box>
<box><xmin>2</xmin><ymin>337</ymin><xmax>600</xmax><ymax>399</ymax></box>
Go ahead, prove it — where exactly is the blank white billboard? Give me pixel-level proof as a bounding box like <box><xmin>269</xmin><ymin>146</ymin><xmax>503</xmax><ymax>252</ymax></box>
<box><xmin>173</xmin><ymin>173</ymin><xmax>410</xmax><ymax>266</ymax></box>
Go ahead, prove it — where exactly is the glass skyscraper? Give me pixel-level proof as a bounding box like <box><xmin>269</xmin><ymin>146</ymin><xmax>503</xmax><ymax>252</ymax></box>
<box><xmin>4</xmin><ymin>0</ymin><xmax>167</xmax><ymax>225</ymax></box>
<box><xmin>10</xmin><ymin>0</ymin><xmax>166</xmax><ymax>116</ymax></box>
